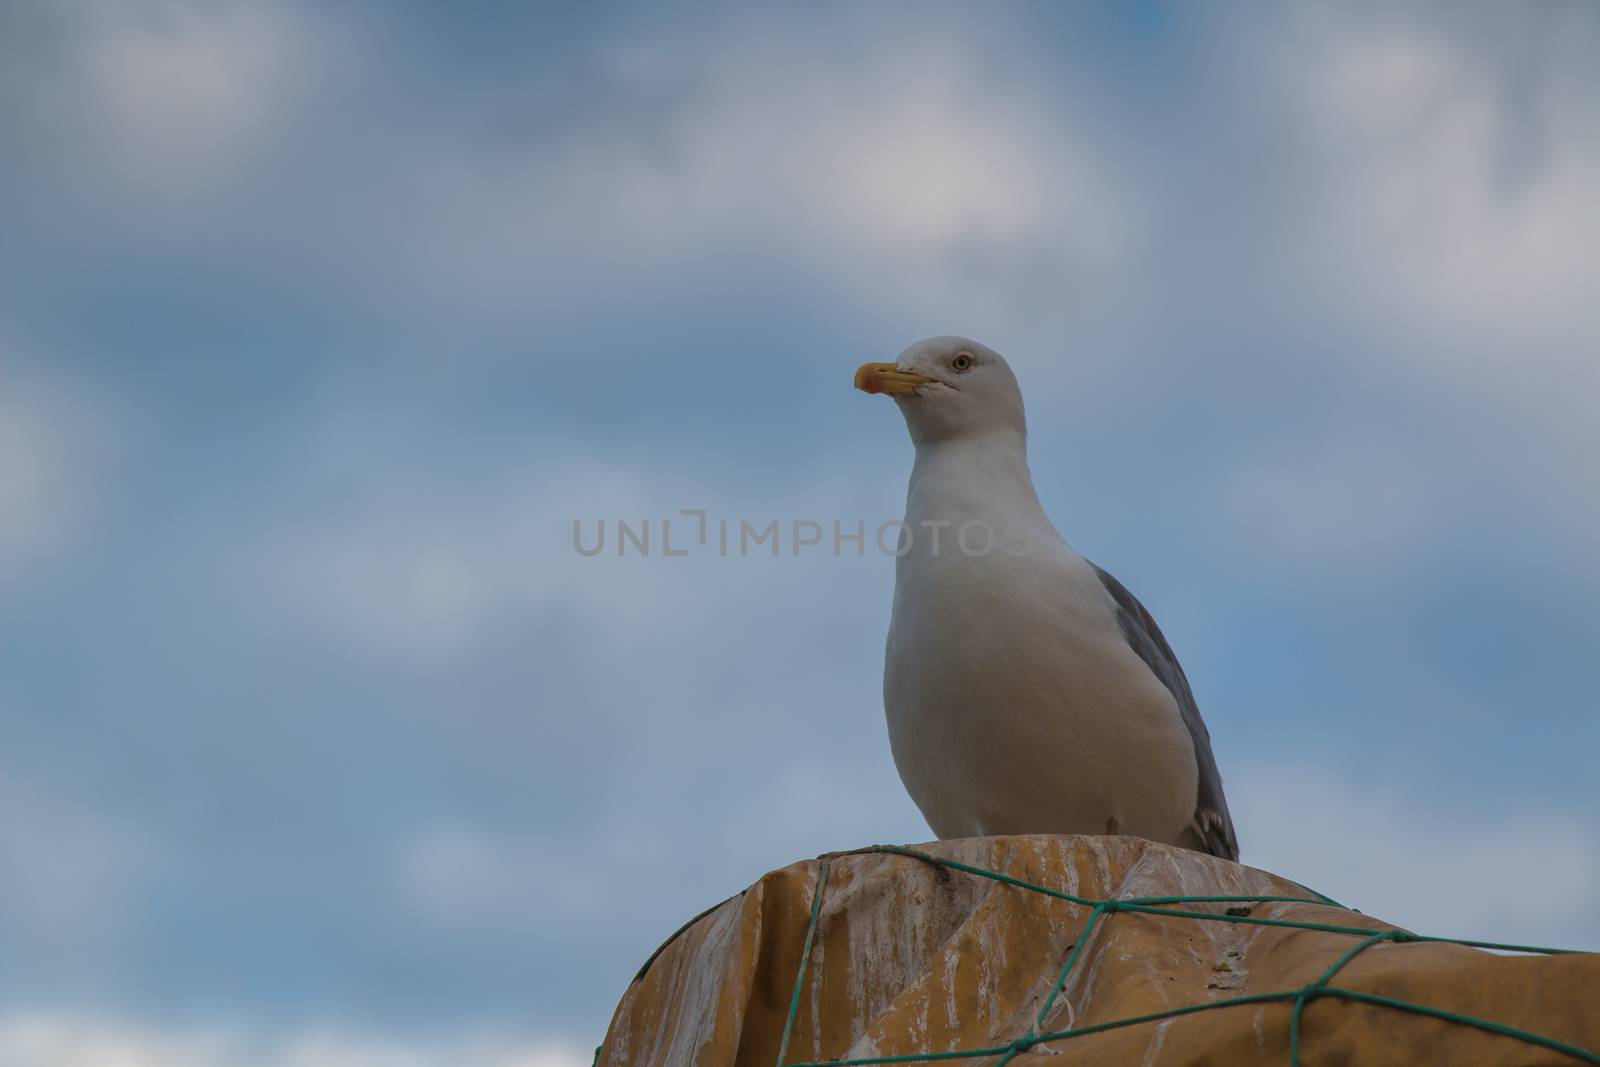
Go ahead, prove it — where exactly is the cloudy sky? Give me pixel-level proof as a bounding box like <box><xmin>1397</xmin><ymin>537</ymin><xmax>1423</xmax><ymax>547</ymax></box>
<box><xmin>2</xmin><ymin>1</ymin><xmax>1598</xmax><ymax>1064</ymax></box>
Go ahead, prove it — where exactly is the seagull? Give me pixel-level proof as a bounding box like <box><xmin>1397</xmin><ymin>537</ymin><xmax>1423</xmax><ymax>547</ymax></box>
<box><xmin>854</xmin><ymin>337</ymin><xmax>1239</xmax><ymax>860</ymax></box>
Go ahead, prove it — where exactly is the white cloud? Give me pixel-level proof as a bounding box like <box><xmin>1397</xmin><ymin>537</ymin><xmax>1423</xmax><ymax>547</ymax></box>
<box><xmin>269</xmin><ymin>513</ymin><xmax>536</xmax><ymax>659</ymax></box>
<box><xmin>256</xmin><ymin>455</ymin><xmax>686</xmax><ymax>660</ymax></box>
<box><xmin>1289</xmin><ymin>9</ymin><xmax>1600</xmax><ymax>403</ymax></box>
<box><xmin>252</xmin><ymin>414</ymin><xmax>905</xmax><ymax>660</ymax></box>
<box><xmin>1215</xmin><ymin>439</ymin><xmax>1439</xmax><ymax>568</ymax></box>
<box><xmin>1169</xmin><ymin>8</ymin><xmax>1600</xmax><ymax>572</ymax></box>
<box><xmin>75</xmin><ymin>0</ymin><xmax>318</xmax><ymax>188</ymax></box>
<box><xmin>412</xmin><ymin>11</ymin><xmax>1130</xmax><ymax>324</ymax></box>
<box><xmin>599</xmin><ymin>26</ymin><xmax>1122</xmax><ymax>263</ymax></box>
<box><xmin>0</xmin><ymin>1017</ymin><xmax>587</xmax><ymax>1067</ymax></box>
<box><xmin>0</xmin><ymin>746</ymin><xmax>161</xmax><ymax>977</ymax></box>
<box><xmin>395</xmin><ymin>821</ymin><xmax>650</xmax><ymax>937</ymax></box>
<box><xmin>1232</xmin><ymin>760</ymin><xmax>1600</xmax><ymax>952</ymax></box>
<box><xmin>0</xmin><ymin>357</ymin><xmax>108</xmax><ymax>583</ymax></box>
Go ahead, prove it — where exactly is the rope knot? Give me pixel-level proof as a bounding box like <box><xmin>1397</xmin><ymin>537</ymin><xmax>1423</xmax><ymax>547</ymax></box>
<box><xmin>1101</xmin><ymin>900</ymin><xmax>1123</xmax><ymax>914</ymax></box>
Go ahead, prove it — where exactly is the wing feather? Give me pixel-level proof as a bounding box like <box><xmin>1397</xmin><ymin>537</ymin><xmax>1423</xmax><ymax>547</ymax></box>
<box><xmin>1091</xmin><ymin>563</ymin><xmax>1240</xmax><ymax>861</ymax></box>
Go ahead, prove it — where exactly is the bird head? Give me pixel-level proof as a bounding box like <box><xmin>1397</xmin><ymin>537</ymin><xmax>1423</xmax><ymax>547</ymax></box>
<box><xmin>854</xmin><ymin>336</ymin><xmax>1026</xmax><ymax>448</ymax></box>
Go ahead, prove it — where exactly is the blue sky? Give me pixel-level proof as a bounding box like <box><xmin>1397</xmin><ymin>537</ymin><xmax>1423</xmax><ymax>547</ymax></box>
<box><xmin>2</xmin><ymin>1</ymin><xmax>1598</xmax><ymax>1064</ymax></box>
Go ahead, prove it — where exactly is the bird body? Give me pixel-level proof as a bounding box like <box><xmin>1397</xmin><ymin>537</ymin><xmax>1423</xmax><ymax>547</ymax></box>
<box><xmin>888</xmin><ymin>439</ymin><xmax>1201</xmax><ymax>844</ymax></box>
<box><xmin>856</xmin><ymin>337</ymin><xmax>1239</xmax><ymax>859</ymax></box>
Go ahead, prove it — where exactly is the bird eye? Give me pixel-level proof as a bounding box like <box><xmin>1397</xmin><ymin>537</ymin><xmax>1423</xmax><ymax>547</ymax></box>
<box><xmin>952</xmin><ymin>353</ymin><xmax>973</xmax><ymax>372</ymax></box>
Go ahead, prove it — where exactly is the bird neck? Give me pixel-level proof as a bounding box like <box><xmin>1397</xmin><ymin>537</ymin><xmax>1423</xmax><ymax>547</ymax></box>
<box><xmin>906</xmin><ymin>432</ymin><xmax>1046</xmax><ymax>525</ymax></box>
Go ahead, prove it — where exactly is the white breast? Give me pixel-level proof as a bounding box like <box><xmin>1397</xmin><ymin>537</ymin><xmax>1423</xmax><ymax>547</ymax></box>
<box><xmin>883</xmin><ymin>445</ymin><xmax>1199</xmax><ymax>844</ymax></box>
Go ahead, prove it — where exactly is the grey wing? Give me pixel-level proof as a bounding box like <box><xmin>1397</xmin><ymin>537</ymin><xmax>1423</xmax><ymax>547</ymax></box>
<box><xmin>1090</xmin><ymin>563</ymin><xmax>1240</xmax><ymax>861</ymax></box>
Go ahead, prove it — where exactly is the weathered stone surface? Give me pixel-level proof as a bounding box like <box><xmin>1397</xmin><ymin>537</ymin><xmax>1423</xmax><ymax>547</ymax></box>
<box><xmin>596</xmin><ymin>835</ymin><xmax>1599</xmax><ymax>1066</ymax></box>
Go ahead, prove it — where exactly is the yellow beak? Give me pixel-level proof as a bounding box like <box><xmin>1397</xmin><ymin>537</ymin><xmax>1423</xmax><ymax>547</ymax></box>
<box><xmin>854</xmin><ymin>362</ymin><xmax>934</xmax><ymax>396</ymax></box>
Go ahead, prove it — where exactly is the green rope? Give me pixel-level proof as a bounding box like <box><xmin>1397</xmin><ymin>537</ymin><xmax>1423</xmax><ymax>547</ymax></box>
<box><xmin>766</xmin><ymin>845</ymin><xmax>1598</xmax><ymax>1067</ymax></box>
<box><xmin>791</xmin><ymin>993</ymin><xmax>1302</xmax><ymax>1066</ymax></box>
<box><xmin>1315</xmin><ymin>987</ymin><xmax>1600</xmax><ymax>1063</ymax></box>
<box><xmin>1033</xmin><ymin>902</ymin><xmax>1107</xmax><ymax>1033</ymax></box>
<box><xmin>775</xmin><ymin>859</ymin><xmax>832</xmax><ymax>1067</ymax></box>
<box><xmin>844</xmin><ymin>844</ymin><xmax>1101</xmax><ymax>906</ymax></box>
<box><xmin>1290</xmin><ymin>929</ymin><xmax>1393</xmax><ymax>1060</ymax></box>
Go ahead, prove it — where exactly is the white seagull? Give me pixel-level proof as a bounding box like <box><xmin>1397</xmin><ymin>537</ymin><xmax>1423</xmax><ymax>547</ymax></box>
<box><xmin>855</xmin><ymin>336</ymin><xmax>1238</xmax><ymax>860</ymax></box>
